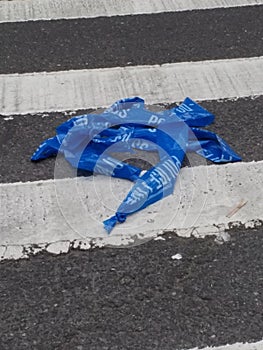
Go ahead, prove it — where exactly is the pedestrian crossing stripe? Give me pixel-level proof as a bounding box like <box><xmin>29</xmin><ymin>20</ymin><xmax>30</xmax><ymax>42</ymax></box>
<box><xmin>188</xmin><ymin>340</ymin><xmax>263</xmax><ymax>350</ymax></box>
<box><xmin>0</xmin><ymin>56</ymin><xmax>262</xmax><ymax>116</ymax></box>
<box><xmin>1</xmin><ymin>160</ymin><xmax>262</xmax><ymax>259</ymax></box>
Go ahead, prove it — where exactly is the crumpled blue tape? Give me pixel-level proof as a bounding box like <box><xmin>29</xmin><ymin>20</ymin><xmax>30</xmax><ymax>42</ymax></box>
<box><xmin>31</xmin><ymin>97</ymin><xmax>241</xmax><ymax>233</ymax></box>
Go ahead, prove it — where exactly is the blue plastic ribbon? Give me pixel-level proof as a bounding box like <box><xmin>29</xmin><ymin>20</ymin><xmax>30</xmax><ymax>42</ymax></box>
<box><xmin>32</xmin><ymin>97</ymin><xmax>241</xmax><ymax>233</ymax></box>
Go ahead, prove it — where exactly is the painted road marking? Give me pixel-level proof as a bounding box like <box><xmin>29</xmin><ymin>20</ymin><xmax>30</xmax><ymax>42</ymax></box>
<box><xmin>0</xmin><ymin>0</ymin><xmax>263</xmax><ymax>23</ymax></box>
<box><xmin>0</xmin><ymin>56</ymin><xmax>262</xmax><ymax>115</ymax></box>
<box><xmin>188</xmin><ymin>340</ymin><xmax>263</xmax><ymax>350</ymax></box>
<box><xmin>0</xmin><ymin>160</ymin><xmax>262</xmax><ymax>259</ymax></box>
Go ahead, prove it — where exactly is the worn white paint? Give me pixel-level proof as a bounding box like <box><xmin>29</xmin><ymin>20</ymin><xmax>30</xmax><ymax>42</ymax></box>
<box><xmin>188</xmin><ymin>340</ymin><xmax>263</xmax><ymax>350</ymax></box>
<box><xmin>0</xmin><ymin>0</ymin><xmax>262</xmax><ymax>23</ymax></box>
<box><xmin>0</xmin><ymin>160</ymin><xmax>262</xmax><ymax>260</ymax></box>
<box><xmin>0</xmin><ymin>56</ymin><xmax>262</xmax><ymax>115</ymax></box>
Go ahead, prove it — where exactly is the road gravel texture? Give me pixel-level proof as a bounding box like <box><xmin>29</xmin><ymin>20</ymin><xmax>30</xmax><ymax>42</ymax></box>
<box><xmin>0</xmin><ymin>6</ymin><xmax>262</xmax><ymax>74</ymax></box>
<box><xmin>0</xmin><ymin>227</ymin><xmax>262</xmax><ymax>350</ymax></box>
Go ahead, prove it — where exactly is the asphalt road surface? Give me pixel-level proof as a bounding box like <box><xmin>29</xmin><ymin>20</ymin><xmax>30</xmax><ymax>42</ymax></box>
<box><xmin>0</xmin><ymin>6</ymin><xmax>263</xmax><ymax>74</ymax></box>
<box><xmin>0</xmin><ymin>2</ymin><xmax>262</xmax><ymax>349</ymax></box>
<box><xmin>0</xmin><ymin>227</ymin><xmax>262</xmax><ymax>350</ymax></box>
<box><xmin>1</xmin><ymin>96</ymin><xmax>263</xmax><ymax>183</ymax></box>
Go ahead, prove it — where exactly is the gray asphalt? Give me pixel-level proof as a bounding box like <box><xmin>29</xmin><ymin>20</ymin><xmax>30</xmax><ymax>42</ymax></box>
<box><xmin>0</xmin><ymin>6</ymin><xmax>262</xmax><ymax>74</ymax></box>
<box><xmin>0</xmin><ymin>97</ymin><xmax>262</xmax><ymax>183</ymax></box>
<box><xmin>0</xmin><ymin>227</ymin><xmax>262</xmax><ymax>350</ymax></box>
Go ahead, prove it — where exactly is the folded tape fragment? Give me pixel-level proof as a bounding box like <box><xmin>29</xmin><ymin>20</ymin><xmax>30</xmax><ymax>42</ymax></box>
<box><xmin>32</xmin><ymin>97</ymin><xmax>241</xmax><ymax>233</ymax></box>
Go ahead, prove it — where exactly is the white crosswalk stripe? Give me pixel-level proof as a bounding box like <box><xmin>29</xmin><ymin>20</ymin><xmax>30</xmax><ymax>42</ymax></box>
<box><xmin>188</xmin><ymin>340</ymin><xmax>263</xmax><ymax>350</ymax></box>
<box><xmin>1</xmin><ymin>56</ymin><xmax>263</xmax><ymax>115</ymax></box>
<box><xmin>1</xmin><ymin>161</ymin><xmax>262</xmax><ymax>258</ymax></box>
